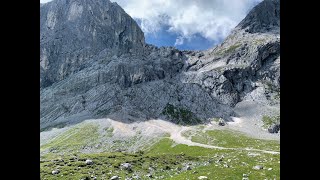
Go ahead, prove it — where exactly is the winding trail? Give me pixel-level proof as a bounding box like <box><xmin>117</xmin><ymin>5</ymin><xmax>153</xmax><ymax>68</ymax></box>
<box><xmin>146</xmin><ymin>120</ymin><xmax>280</xmax><ymax>155</ymax></box>
<box><xmin>41</xmin><ymin>118</ymin><xmax>280</xmax><ymax>155</ymax></box>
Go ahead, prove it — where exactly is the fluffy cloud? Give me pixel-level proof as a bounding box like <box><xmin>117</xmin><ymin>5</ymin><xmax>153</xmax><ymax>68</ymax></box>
<box><xmin>113</xmin><ymin>0</ymin><xmax>262</xmax><ymax>44</ymax></box>
<box><xmin>40</xmin><ymin>0</ymin><xmax>53</xmax><ymax>3</ymax></box>
<box><xmin>41</xmin><ymin>0</ymin><xmax>263</xmax><ymax>46</ymax></box>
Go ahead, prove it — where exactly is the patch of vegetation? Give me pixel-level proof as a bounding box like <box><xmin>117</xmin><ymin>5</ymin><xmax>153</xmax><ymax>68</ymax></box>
<box><xmin>103</xmin><ymin>127</ymin><xmax>114</xmax><ymax>137</ymax></box>
<box><xmin>211</xmin><ymin>118</ymin><xmax>220</xmax><ymax>122</ymax></box>
<box><xmin>188</xmin><ymin>130</ymin><xmax>280</xmax><ymax>152</ymax></box>
<box><xmin>264</xmin><ymin>81</ymin><xmax>280</xmax><ymax>93</ymax></box>
<box><xmin>148</xmin><ymin>139</ymin><xmax>280</xmax><ymax>180</ymax></box>
<box><xmin>41</xmin><ymin>127</ymin><xmax>280</xmax><ymax>180</ymax></box>
<box><xmin>41</xmin><ymin>138</ymin><xmax>279</xmax><ymax>180</ymax></box>
<box><xmin>216</xmin><ymin>44</ymin><xmax>242</xmax><ymax>56</ymax></box>
<box><xmin>274</xmin><ymin>91</ymin><xmax>280</xmax><ymax>100</ymax></box>
<box><xmin>262</xmin><ymin>115</ymin><xmax>280</xmax><ymax>128</ymax></box>
<box><xmin>224</xmin><ymin>44</ymin><xmax>242</xmax><ymax>54</ymax></box>
<box><xmin>253</xmin><ymin>38</ymin><xmax>266</xmax><ymax>45</ymax></box>
<box><xmin>40</xmin><ymin>123</ymin><xmax>100</xmax><ymax>153</ymax></box>
<box><xmin>162</xmin><ymin>104</ymin><xmax>201</xmax><ymax>125</ymax></box>
<box><xmin>40</xmin><ymin>150</ymin><xmax>200</xmax><ymax>180</ymax></box>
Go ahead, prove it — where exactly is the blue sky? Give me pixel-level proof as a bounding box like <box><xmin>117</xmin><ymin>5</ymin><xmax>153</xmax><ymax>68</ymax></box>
<box><xmin>40</xmin><ymin>0</ymin><xmax>262</xmax><ymax>50</ymax></box>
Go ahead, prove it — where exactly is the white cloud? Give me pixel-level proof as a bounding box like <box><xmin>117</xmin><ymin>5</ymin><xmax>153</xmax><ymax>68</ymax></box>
<box><xmin>113</xmin><ymin>0</ymin><xmax>263</xmax><ymax>44</ymax></box>
<box><xmin>40</xmin><ymin>0</ymin><xmax>53</xmax><ymax>3</ymax></box>
<box><xmin>41</xmin><ymin>0</ymin><xmax>263</xmax><ymax>45</ymax></box>
<box><xmin>174</xmin><ymin>36</ymin><xmax>185</xmax><ymax>46</ymax></box>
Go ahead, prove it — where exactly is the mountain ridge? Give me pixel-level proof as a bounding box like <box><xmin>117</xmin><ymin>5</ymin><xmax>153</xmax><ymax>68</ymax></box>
<box><xmin>40</xmin><ymin>0</ymin><xmax>280</xmax><ymax>134</ymax></box>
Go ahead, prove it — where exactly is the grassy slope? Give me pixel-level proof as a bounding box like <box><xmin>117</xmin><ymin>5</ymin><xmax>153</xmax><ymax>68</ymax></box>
<box><xmin>40</xmin><ymin>123</ymin><xmax>100</xmax><ymax>154</ymax></box>
<box><xmin>147</xmin><ymin>139</ymin><xmax>279</xmax><ymax>180</ymax></box>
<box><xmin>40</xmin><ymin>124</ymin><xmax>280</xmax><ymax>179</ymax></box>
<box><xmin>185</xmin><ymin>129</ymin><xmax>280</xmax><ymax>151</ymax></box>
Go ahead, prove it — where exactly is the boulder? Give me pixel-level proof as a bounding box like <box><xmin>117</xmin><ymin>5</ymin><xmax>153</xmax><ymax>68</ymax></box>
<box><xmin>268</xmin><ymin>124</ymin><xmax>280</xmax><ymax>133</ymax></box>
<box><xmin>85</xmin><ymin>159</ymin><xmax>93</xmax><ymax>165</ymax></box>
<box><xmin>253</xmin><ymin>165</ymin><xmax>263</xmax><ymax>170</ymax></box>
<box><xmin>121</xmin><ymin>163</ymin><xmax>132</xmax><ymax>170</ymax></box>
<box><xmin>198</xmin><ymin>176</ymin><xmax>208</xmax><ymax>179</ymax></box>
<box><xmin>218</xmin><ymin>119</ymin><xmax>226</xmax><ymax>126</ymax></box>
<box><xmin>52</xmin><ymin>170</ymin><xmax>59</xmax><ymax>175</ymax></box>
<box><xmin>110</xmin><ymin>176</ymin><xmax>119</xmax><ymax>180</ymax></box>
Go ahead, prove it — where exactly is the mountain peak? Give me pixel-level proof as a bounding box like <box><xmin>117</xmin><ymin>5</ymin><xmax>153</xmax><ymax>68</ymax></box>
<box><xmin>236</xmin><ymin>0</ymin><xmax>280</xmax><ymax>33</ymax></box>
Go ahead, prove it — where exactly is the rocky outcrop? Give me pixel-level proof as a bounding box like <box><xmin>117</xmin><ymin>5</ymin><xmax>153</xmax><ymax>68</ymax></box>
<box><xmin>40</xmin><ymin>0</ymin><xmax>145</xmax><ymax>88</ymax></box>
<box><xmin>237</xmin><ymin>0</ymin><xmax>280</xmax><ymax>34</ymax></box>
<box><xmin>40</xmin><ymin>0</ymin><xmax>280</xmax><ymax>131</ymax></box>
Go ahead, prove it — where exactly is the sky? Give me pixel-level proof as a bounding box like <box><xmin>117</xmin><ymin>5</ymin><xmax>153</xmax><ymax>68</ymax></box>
<box><xmin>40</xmin><ymin>0</ymin><xmax>262</xmax><ymax>50</ymax></box>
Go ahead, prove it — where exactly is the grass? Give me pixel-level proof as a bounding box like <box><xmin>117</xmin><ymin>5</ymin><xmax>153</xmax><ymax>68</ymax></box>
<box><xmin>41</xmin><ymin>138</ymin><xmax>280</xmax><ymax>180</ymax></box>
<box><xmin>148</xmin><ymin>139</ymin><xmax>279</xmax><ymax>180</ymax></box>
<box><xmin>187</xmin><ymin>129</ymin><xmax>280</xmax><ymax>152</ymax></box>
<box><xmin>162</xmin><ymin>104</ymin><xmax>201</xmax><ymax>125</ymax></box>
<box><xmin>262</xmin><ymin>115</ymin><xmax>280</xmax><ymax>128</ymax></box>
<box><xmin>40</xmin><ymin>123</ymin><xmax>100</xmax><ymax>154</ymax></box>
<box><xmin>253</xmin><ymin>39</ymin><xmax>266</xmax><ymax>45</ymax></box>
<box><xmin>40</xmin><ymin>122</ymin><xmax>280</xmax><ymax>179</ymax></box>
<box><xmin>40</xmin><ymin>147</ymin><xmax>200</xmax><ymax>180</ymax></box>
<box><xmin>216</xmin><ymin>44</ymin><xmax>242</xmax><ymax>56</ymax></box>
<box><xmin>224</xmin><ymin>44</ymin><xmax>242</xmax><ymax>54</ymax></box>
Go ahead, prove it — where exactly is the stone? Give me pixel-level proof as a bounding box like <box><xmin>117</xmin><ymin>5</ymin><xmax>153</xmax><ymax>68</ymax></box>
<box><xmin>218</xmin><ymin>119</ymin><xmax>226</xmax><ymax>126</ymax></box>
<box><xmin>85</xmin><ymin>159</ymin><xmax>93</xmax><ymax>165</ymax></box>
<box><xmin>52</xmin><ymin>170</ymin><xmax>59</xmax><ymax>175</ymax></box>
<box><xmin>268</xmin><ymin>124</ymin><xmax>280</xmax><ymax>133</ymax></box>
<box><xmin>198</xmin><ymin>176</ymin><xmax>208</xmax><ymax>179</ymax></box>
<box><xmin>110</xmin><ymin>176</ymin><xmax>119</xmax><ymax>180</ymax></box>
<box><xmin>268</xmin><ymin>168</ymin><xmax>273</xmax><ymax>171</ymax></box>
<box><xmin>121</xmin><ymin>163</ymin><xmax>132</xmax><ymax>170</ymax></box>
<box><xmin>186</xmin><ymin>165</ymin><xmax>192</xmax><ymax>170</ymax></box>
<box><xmin>253</xmin><ymin>165</ymin><xmax>264</xmax><ymax>170</ymax></box>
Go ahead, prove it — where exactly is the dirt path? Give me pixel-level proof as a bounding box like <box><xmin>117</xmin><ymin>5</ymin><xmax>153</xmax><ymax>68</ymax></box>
<box><xmin>146</xmin><ymin>120</ymin><xmax>279</xmax><ymax>155</ymax></box>
<box><xmin>41</xmin><ymin>118</ymin><xmax>280</xmax><ymax>155</ymax></box>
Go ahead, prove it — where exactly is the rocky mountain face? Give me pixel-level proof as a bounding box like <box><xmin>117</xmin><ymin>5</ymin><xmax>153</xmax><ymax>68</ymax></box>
<box><xmin>40</xmin><ymin>0</ymin><xmax>145</xmax><ymax>88</ymax></box>
<box><xmin>40</xmin><ymin>0</ymin><xmax>280</xmax><ymax>131</ymax></box>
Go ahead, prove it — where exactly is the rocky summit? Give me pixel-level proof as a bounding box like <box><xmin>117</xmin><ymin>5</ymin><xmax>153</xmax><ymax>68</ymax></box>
<box><xmin>40</xmin><ymin>0</ymin><xmax>280</xmax><ymax>132</ymax></box>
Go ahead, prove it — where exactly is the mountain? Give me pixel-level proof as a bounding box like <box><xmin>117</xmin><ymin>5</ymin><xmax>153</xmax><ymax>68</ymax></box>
<box><xmin>40</xmin><ymin>0</ymin><xmax>280</xmax><ymax>179</ymax></box>
<box><xmin>40</xmin><ymin>0</ymin><xmax>280</xmax><ymax>134</ymax></box>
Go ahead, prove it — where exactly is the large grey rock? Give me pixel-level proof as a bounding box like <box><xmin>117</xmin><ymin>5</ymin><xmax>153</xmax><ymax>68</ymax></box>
<box><xmin>198</xmin><ymin>176</ymin><xmax>208</xmax><ymax>180</ymax></box>
<box><xmin>253</xmin><ymin>165</ymin><xmax>264</xmax><ymax>170</ymax></box>
<box><xmin>52</xmin><ymin>170</ymin><xmax>59</xmax><ymax>175</ymax></box>
<box><xmin>110</xmin><ymin>176</ymin><xmax>119</xmax><ymax>180</ymax></box>
<box><xmin>218</xmin><ymin>119</ymin><xmax>226</xmax><ymax>126</ymax></box>
<box><xmin>85</xmin><ymin>159</ymin><xmax>93</xmax><ymax>165</ymax></box>
<box><xmin>121</xmin><ymin>163</ymin><xmax>132</xmax><ymax>170</ymax></box>
<box><xmin>40</xmin><ymin>0</ymin><xmax>280</xmax><ymax>131</ymax></box>
<box><xmin>268</xmin><ymin>124</ymin><xmax>280</xmax><ymax>133</ymax></box>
